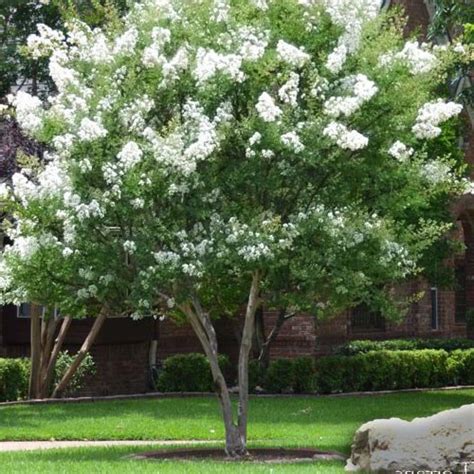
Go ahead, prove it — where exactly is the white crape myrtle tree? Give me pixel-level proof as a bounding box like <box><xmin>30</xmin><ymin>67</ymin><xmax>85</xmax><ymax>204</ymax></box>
<box><xmin>0</xmin><ymin>0</ymin><xmax>471</xmax><ymax>456</ymax></box>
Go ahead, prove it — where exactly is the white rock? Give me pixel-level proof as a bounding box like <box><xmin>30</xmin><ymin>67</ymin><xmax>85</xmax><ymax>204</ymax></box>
<box><xmin>345</xmin><ymin>404</ymin><xmax>474</xmax><ymax>473</ymax></box>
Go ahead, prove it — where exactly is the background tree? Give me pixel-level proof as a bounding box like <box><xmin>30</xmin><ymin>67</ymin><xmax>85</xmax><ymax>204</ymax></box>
<box><xmin>0</xmin><ymin>0</ymin><xmax>471</xmax><ymax>455</ymax></box>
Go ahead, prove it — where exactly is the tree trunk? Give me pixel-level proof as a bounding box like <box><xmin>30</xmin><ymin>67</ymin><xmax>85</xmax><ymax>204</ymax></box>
<box><xmin>179</xmin><ymin>272</ymin><xmax>261</xmax><ymax>456</ymax></box>
<box><xmin>257</xmin><ymin>308</ymin><xmax>295</xmax><ymax>369</ymax></box>
<box><xmin>40</xmin><ymin>316</ymin><xmax>72</xmax><ymax>398</ymax></box>
<box><xmin>28</xmin><ymin>305</ymin><xmax>42</xmax><ymax>399</ymax></box>
<box><xmin>237</xmin><ymin>272</ymin><xmax>261</xmax><ymax>445</ymax></box>
<box><xmin>52</xmin><ymin>311</ymin><xmax>107</xmax><ymax>398</ymax></box>
<box><xmin>181</xmin><ymin>301</ymin><xmax>247</xmax><ymax>456</ymax></box>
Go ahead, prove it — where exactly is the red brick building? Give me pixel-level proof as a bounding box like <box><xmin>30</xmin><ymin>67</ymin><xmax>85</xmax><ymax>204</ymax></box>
<box><xmin>0</xmin><ymin>0</ymin><xmax>472</xmax><ymax>396</ymax></box>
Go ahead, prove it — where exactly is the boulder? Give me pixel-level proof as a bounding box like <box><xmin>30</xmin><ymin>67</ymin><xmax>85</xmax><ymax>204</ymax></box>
<box><xmin>345</xmin><ymin>403</ymin><xmax>474</xmax><ymax>473</ymax></box>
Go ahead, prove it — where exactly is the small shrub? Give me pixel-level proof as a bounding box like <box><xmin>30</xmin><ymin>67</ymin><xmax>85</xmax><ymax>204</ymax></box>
<box><xmin>54</xmin><ymin>351</ymin><xmax>96</xmax><ymax>397</ymax></box>
<box><xmin>0</xmin><ymin>358</ymin><xmax>29</xmax><ymax>402</ymax></box>
<box><xmin>156</xmin><ymin>353</ymin><xmax>230</xmax><ymax>392</ymax></box>
<box><xmin>264</xmin><ymin>359</ymin><xmax>294</xmax><ymax>393</ymax></box>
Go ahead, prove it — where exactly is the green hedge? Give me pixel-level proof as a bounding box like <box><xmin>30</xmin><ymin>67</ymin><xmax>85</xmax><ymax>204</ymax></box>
<box><xmin>0</xmin><ymin>358</ymin><xmax>29</xmax><ymax>402</ymax></box>
<box><xmin>262</xmin><ymin>357</ymin><xmax>315</xmax><ymax>394</ymax></box>
<box><xmin>156</xmin><ymin>353</ymin><xmax>230</xmax><ymax>392</ymax></box>
<box><xmin>336</xmin><ymin>338</ymin><xmax>474</xmax><ymax>356</ymax></box>
<box><xmin>315</xmin><ymin>349</ymin><xmax>474</xmax><ymax>394</ymax></box>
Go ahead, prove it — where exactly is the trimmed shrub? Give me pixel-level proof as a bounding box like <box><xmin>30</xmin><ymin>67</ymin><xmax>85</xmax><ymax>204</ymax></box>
<box><xmin>336</xmin><ymin>338</ymin><xmax>474</xmax><ymax>356</ymax></box>
<box><xmin>248</xmin><ymin>359</ymin><xmax>265</xmax><ymax>392</ymax></box>
<box><xmin>0</xmin><ymin>358</ymin><xmax>29</xmax><ymax>402</ymax></box>
<box><xmin>448</xmin><ymin>349</ymin><xmax>474</xmax><ymax>385</ymax></box>
<box><xmin>315</xmin><ymin>349</ymin><xmax>453</xmax><ymax>394</ymax></box>
<box><xmin>292</xmin><ymin>357</ymin><xmax>316</xmax><ymax>393</ymax></box>
<box><xmin>264</xmin><ymin>359</ymin><xmax>295</xmax><ymax>393</ymax></box>
<box><xmin>156</xmin><ymin>353</ymin><xmax>230</xmax><ymax>392</ymax></box>
<box><xmin>263</xmin><ymin>357</ymin><xmax>316</xmax><ymax>393</ymax></box>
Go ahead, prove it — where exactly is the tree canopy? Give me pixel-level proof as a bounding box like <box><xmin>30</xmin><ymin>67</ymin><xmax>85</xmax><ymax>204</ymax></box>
<box><xmin>0</xmin><ymin>0</ymin><xmax>471</xmax><ymax>455</ymax></box>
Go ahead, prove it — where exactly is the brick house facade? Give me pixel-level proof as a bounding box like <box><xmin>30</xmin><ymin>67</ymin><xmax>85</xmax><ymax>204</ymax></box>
<box><xmin>0</xmin><ymin>0</ymin><xmax>472</xmax><ymax>396</ymax></box>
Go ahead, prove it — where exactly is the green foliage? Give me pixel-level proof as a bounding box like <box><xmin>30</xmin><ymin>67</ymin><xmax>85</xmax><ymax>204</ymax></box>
<box><xmin>0</xmin><ymin>358</ymin><xmax>29</xmax><ymax>402</ymax></box>
<box><xmin>264</xmin><ymin>358</ymin><xmax>295</xmax><ymax>393</ymax></box>
<box><xmin>248</xmin><ymin>359</ymin><xmax>265</xmax><ymax>392</ymax></box>
<box><xmin>447</xmin><ymin>349</ymin><xmax>474</xmax><ymax>385</ymax></box>
<box><xmin>54</xmin><ymin>351</ymin><xmax>96</xmax><ymax>397</ymax></box>
<box><xmin>263</xmin><ymin>357</ymin><xmax>315</xmax><ymax>393</ymax></box>
<box><xmin>156</xmin><ymin>353</ymin><xmax>230</xmax><ymax>392</ymax></box>
<box><xmin>314</xmin><ymin>349</ymin><xmax>474</xmax><ymax>394</ymax></box>
<box><xmin>336</xmin><ymin>337</ymin><xmax>474</xmax><ymax>355</ymax></box>
<box><xmin>0</xmin><ymin>0</ymin><xmax>128</xmax><ymax>98</ymax></box>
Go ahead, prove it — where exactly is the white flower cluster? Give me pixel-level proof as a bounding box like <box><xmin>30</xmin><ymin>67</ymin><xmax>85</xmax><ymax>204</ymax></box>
<box><xmin>420</xmin><ymin>161</ymin><xmax>452</xmax><ymax>184</ymax></box>
<box><xmin>281</xmin><ymin>131</ymin><xmax>305</xmax><ymax>153</ymax></box>
<box><xmin>144</xmin><ymin>100</ymin><xmax>219</xmax><ymax>176</ymax></box>
<box><xmin>236</xmin><ymin>26</ymin><xmax>269</xmax><ymax>61</ymax></box>
<box><xmin>278</xmin><ymin>72</ymin><xmax>300</xmax><ymax>107</ymax></box>
<box><xmin>323</xmin><ymin>121</ymin><xmax>368</xmax><ymax>151</ymax></box>
<box><xmin>323</xmin><ymin>0</ymin><xmax>380</xmax><ymax>72</ymax></box>
<box><xmin>120</xmin><ymin>96</ymin><xmax>155</xmax><ymax>134</ymax></box>
<box><xmin>142</xmin><ymin>27</ymin><xmax>171</xmax><ymax>67</ymax></box>
<box><xmin>325</xmin><ymin>45</ymin><xmax>347</xmax><ymax>74</ymax></box>
<box><xmin>123</xmin><ymin>240</ymin><xmax>137</xmax><ymax>254</ymax></box>
<box><xmin>381</xmin><ymin>240</ymin><xmax>414</xmax><ymax>275</ymax></box>
<box><xmin>113</xmin><ymin>27</ymin><xmax>138</xmax><ymax>56</ymax></box>
<box><xmin>388</xmin><ymin>141</ymin><xmax>414</xmax><ymax>162</ymax></box>
<box><xmin>194</xmin><ymin>48</ymin><xmax>244</xmax><ymax>84</ymax></box>
<box><xmin>256</xmin><ymin>92</ymin><xmax>282</xmax><ymax>122</ymax></box>
<box><xmin>323</xmin><ymin>74</ymin><xmax>378</xmax><ymax>118</ymax></box>
<box><xmin>77</xmin><ymin>117</ymin><xmax>107</xmax><ymax>142</ymax></box>
<box><xmin>276</xmin><ymin>40</ymin><xmax>310</xmax><ymax>68</ymax></box>
<box><xmin>412</xmin><ymin>100</ymin><xmax>463</xmax><ymax>139</ymax></box>
<box><xmin>380</xmin><ymin>41</ymin><xmax>438</xmax><ymax>75</ymax></box>
<box><xmin>8</xmin><ymin>92</ymin><xmax>43</xmax><ymax>135</ymax></box>
<box><xmin>27</xmin><ymin>23</ymin><xmax>65</xmax><ymax>59</ymax></box>
<box><xmin>103</xmin><ymin>141</ymin><xmax>143</xmax><ymax>189</ymax></box>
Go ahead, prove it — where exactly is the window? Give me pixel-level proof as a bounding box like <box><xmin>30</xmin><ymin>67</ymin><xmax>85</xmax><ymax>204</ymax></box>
<box><xmin>455</xmin><ymin>264</ymin><xmax>467</xmax><ymax>323</ymax></box>
<box><xmin>16</xmin><ymin>303</ymin><xmax>32</xmax><ymax>319</ymax></box>
<box><xmin>430</xmin><ymin>287</ymin><xmax>439</xmax><ymax>330</ymax></box>
<box><xmin>351</xmin><ymin>303</ymin><xmax>385</xmax><ymax>332</ymax></box>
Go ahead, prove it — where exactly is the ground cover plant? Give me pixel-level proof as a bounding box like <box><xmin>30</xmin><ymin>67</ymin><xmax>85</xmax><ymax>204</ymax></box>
<box><xmin>0</xmin><ymin>0</ymin><xmax>472</xmax><ymax>456</ymax></box>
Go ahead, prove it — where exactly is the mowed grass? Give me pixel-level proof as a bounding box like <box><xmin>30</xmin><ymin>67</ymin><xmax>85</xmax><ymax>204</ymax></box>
<box><xmin>0</xmin><ymin>446</ymin><xmax>345</xmax><ymax>474</ymax></box>
<box><xmin>0</xmin><ymin>389</ymin><xmax>472</xmax><ymax>454</ymax></box>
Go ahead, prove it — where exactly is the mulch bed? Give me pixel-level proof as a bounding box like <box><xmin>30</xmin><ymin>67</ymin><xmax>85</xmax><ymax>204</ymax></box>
<box><xmin>131</xmin><ymin>447</ymin><xmax>346</xmax><ymax>463</ymax></box>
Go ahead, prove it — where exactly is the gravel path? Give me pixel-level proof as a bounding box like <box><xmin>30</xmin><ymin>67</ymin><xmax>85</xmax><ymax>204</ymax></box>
<box><xmin>0</xmin><ymin>440</ymin><xmax>214</xmax><ymax>452</ymax></box>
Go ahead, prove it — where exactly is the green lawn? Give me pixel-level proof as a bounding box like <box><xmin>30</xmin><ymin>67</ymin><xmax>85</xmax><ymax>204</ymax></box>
<box><xmin>0</xmin><ymin>446</ymin><xmax>345</xmax><ymax>473</ymax></box>
<box><xmin>0</xmin><ymin>389</ymin><xmax>472</xmax><ymax>473</ymax></box>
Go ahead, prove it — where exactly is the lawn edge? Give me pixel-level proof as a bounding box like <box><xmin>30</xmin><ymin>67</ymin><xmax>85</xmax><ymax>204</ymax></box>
<box><xmin>1</xmin><ymin>385</ymin><xmax>473</xmax><ymax>407</ymax></box>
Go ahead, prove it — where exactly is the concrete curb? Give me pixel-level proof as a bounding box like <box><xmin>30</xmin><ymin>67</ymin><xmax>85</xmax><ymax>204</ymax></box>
<box><xmin>1</xmin><ymin>385</ymin><xmax>473</xmax><ymax>407</ymax></box>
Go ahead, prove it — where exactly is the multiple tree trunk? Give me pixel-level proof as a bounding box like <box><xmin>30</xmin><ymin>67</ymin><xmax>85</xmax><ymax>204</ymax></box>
<box><xmin>181</xmin><ymin>271</ymin><xmax>261</xmax><ymax>456</ymax></box>
<box><xmin>27</xmin><ymin>306</ymin><xmax>106</xmax><ymax>399</ymax></box>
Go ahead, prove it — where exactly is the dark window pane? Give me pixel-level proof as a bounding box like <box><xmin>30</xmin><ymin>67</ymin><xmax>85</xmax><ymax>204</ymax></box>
<box><xmin>351</xmin><ymin>303</ymin><xmax>385</xmax><ymax>332</ymax></box>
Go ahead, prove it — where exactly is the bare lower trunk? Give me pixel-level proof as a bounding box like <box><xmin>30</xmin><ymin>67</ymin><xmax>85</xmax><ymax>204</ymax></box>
<box><xmin>180</xmin><ymin>271</ymin><xmax>261</xmax><ymax>456</ymax></box>
<box><xmin>237</xmin><ymin>272</ymin><xmax>261</xmax><ymax>445</ymax></box>
<box><xmin>257</xmin><ymin>308</ymin><xmax>295</xmax><ymax>369</ymax></box>
<box><xmin>39</xmin><ymin>316</ymin><xmax>72</xmax><ymax>398</ymax></box>
<box><xmin>28</xmin><ymin>305</ymin><xmax>42</xmax><ymax>399</ymax></box>
<box><xmin>52</xmin><ymin>310</ymin><xmax>107</xmax><ymax>398</ymax></box>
